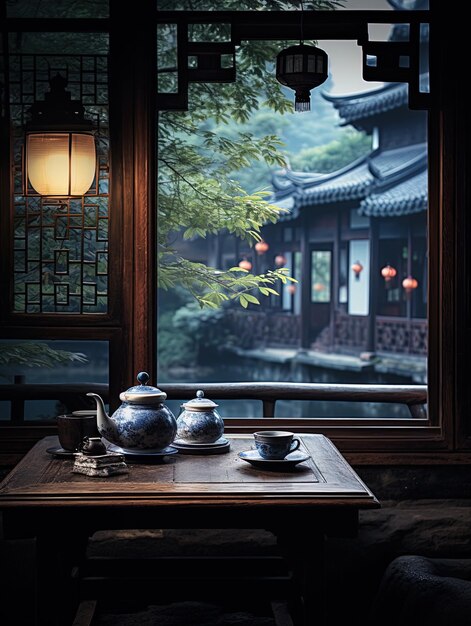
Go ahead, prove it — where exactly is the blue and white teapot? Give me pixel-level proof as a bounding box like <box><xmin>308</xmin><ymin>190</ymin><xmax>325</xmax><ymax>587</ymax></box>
<box><xmin>87</xmin><ymin>372</ymin><xmax>177</xmax><ymax>452</ymax></box>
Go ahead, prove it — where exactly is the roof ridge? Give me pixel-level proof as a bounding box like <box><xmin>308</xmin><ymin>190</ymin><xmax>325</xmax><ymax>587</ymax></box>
<box><xmin>322</xmin><ymin>82</ymin><xmax>403</xmax><ymax>103</ymax></box>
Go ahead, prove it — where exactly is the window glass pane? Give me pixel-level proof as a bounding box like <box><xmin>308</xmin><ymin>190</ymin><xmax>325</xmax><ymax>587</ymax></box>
<box><xmin>0</xmin><ymin>402</ymin><xmax>11</xmax><ymax>422</ymax></box>
<box><xmin>7</xmin><ymin>1</ymin><xmax>109</xmax><ymax>18</ymax></box>
<box><xmin>166</xmin><ymin>398</ymin><xmax>262</xmax><ymax>419</ymax></box>
<box><xmin>348</xmin><ymin>241</ymin><xmax>369</xmax><ymax>316</ymax></box>
<box><xmin>276</xmin><ymin>400</ymin><xmax>411</xmax><ymax>418</ymax></box>
<box><xmin>0</xmin><ymin>339</ymin><xmax>108</xmax><ymax>421</ymax></box>
<box><xmin>311</xmin><ymin>251</ymin><xmax>331</xmax><ymax>303</ymax></box>
<box><xmin>157</xmin><ymin>0</ymin><xmax>429</xmax><ymax>10</ymax></box>
<box><xmin>157</xmin><ymin>4</ymin><xmax>428</xmax><ymax>418</ymax></box>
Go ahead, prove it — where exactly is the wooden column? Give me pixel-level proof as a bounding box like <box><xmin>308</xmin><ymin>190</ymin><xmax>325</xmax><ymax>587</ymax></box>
<box><xmin>110</xmin><ymin>1</ymin><xmax>156</xmax><ymax>392</ymax></box>
<box><xmin>300</xmin><ymin>212</ymin><xmax>311</xmax><ymax>350</ymax></box>
<box><xmin>0</xmin><ymin>0</ymin><xmax>11</xmax><ymax>326</ymax></box>
<box><xmin>366</xmin><ymin>217</ymin><xmax>378</xmax><ymax>354</ymax></box>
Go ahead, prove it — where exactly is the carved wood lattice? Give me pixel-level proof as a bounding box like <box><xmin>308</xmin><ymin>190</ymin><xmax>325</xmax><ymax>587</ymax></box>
<box><xmin>10</xmin><ymin>53</ymin><xmax>109</xmax><ymax>314</ymax></box>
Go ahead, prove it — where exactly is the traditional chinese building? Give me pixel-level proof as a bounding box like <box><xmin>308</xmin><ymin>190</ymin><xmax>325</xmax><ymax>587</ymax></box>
<box><xmin>229</xmin><ymin>76</ymin><xmax>428</xmax><ymax>369</ymax></box>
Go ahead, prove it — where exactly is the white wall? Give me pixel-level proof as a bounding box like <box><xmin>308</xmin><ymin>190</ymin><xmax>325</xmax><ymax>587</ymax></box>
<box><xmin>348</xmin><ymin>240</ymin><xmax>370</xmax><ymax>316</ymax></box>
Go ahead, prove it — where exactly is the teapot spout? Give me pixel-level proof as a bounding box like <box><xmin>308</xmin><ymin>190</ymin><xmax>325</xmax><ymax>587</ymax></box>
<box><xmin>86</xmin><ymin>392</ymin><xmax>119</xmax><ymax>445</ymax></box>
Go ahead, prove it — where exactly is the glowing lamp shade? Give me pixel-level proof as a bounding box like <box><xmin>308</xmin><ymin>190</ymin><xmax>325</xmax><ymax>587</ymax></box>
<box><xmin>26</xmin><ymin>132</ymin><xmax>96</xmax><ymax>196</ymax></box>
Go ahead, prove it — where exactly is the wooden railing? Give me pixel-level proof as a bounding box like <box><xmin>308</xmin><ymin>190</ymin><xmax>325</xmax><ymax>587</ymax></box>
<box><xmin>0</xmin><ymin>383</ymin><xmax>109</xmax><ymax>423</ymax></box>
<box><xmin>0</xmin><ymin>381</ymin><xmax>427</xmax><ymax>421</ymax></box>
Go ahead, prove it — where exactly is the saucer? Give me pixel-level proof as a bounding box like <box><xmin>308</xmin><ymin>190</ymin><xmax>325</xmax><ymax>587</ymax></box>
<box><xmin>172</xmin><ymin>440</ymin><xmax>231</xmax><ymax>455</ymax></box>
<box><xmin>107</xmin><ymin>444</ymin><xmax>178</xmax><ymax>463</ymax></box>
<box><xmin>46</xmin><ymin>446</ymin><xmax>76</xmax><ymax>457</ymax></box>
<box><xmin>238</xmin><ymin>449</ymin><xmax>311</xmax><ymax>470</ymax></box>
<box><xmin>173</xmin><ymin>437</ymin><xmax>228</xmax><ymax>448</ymax></box>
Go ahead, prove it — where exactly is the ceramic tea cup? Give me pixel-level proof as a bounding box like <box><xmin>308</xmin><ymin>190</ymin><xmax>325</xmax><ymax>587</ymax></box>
<box><xmin>57</xmin><ymin>413</ymin><xmax>99</xmax><ymax>451</ymax></box>
<box><xmin>253</xmin><ymin>430</ymin><xmax>301</xmax><ymax>460</ymax></box>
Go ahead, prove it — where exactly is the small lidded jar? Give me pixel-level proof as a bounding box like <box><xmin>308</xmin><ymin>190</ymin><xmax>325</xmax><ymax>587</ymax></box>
<box><xmin>176</xmin><ymin>390</ymin><xmax>224</xmax><ymax>444</ymax></box>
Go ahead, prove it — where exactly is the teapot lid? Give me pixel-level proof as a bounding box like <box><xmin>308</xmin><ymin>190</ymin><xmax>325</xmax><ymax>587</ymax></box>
<box><xmin>182</xmin><ymin>390</ymin><xmax>218</xmax><ymax>411</ymax></box>
<box><xmin>119</xmin><ymin>372</ymin><xmax>167</xmax><ymax>403</ymax></box>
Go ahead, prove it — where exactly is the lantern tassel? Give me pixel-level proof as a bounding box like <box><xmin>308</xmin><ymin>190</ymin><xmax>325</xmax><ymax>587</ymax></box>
<box><xmin>295</xmin><ymin>89</ymin><xmax>311</xmax><ymax>112</ymax></box>
<box><xmin>295</xmin><ymin>99</ymin><xmax>310</xmax><ymax>112</ymax></box>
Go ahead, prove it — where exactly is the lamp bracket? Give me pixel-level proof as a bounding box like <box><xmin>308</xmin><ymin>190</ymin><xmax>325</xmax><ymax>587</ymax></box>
<box><xmin>26</xmin><ymin>73</ymin><xmax>94</xmax><ymax>132</ymax></box>
<box><xmin>156</xmin><ymin>10</ymin><xmax>430</xmax><ymax>112</ymax></box>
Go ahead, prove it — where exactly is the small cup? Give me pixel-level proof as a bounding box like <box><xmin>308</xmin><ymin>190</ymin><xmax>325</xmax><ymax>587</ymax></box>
<box><xmin>57</xmin><ymin>414</ymin><xmax>99</xmax><ymax>452</ymax></box>
<box><xmin>81</xmin><ymin>436</ymin><xmax>107</xmax><ymax>456</ymax></box>
<box><xmin>253</xmin><ymin>430</ymin><xmax>301</xmax><ymax>460</ymax></box>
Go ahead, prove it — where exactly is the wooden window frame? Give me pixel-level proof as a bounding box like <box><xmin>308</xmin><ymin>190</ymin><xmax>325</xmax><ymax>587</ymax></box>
<box><xmin>1</xmin><ymin>2</ymin><xmax>467</xmax><ymax>464</ymax></box>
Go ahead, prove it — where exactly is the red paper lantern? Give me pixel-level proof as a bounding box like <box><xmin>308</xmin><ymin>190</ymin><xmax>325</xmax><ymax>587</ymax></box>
<box><xmin>381</xmin><ymin>265</ymin><xmax>397</xmax><ymax>282</ymax></box>
<box><xmin>238</xmin><ymin>258</ymin><xmax>252</xmax><ymax>271</ymax></box>
<box><xmin>402</xmin><ymin>276</ymin><xmax>418</xmax><ymax>293</ymax></box>
<box><xmin>313</xmin><ymin>282</ymin><xmax>325</xmax><ymax>292</ymax></box>
<box><xmin>287</xmin><ymin>284</ymin><xmax>297</xmax><ymax>295</ymax></box>
<box><xmin>255</xmin><ymin>240</ymin><xmax>269</xmax><ymax>255</ymax></box>
<box><xmin>275</xmin><ymin>254</ymin><xmax>287</xmax><ymax>268</ymax></box>
<box><xmin>351</xmin><ymin>261</ymin><xmax>363</xmax><ymax>281</ymax></box>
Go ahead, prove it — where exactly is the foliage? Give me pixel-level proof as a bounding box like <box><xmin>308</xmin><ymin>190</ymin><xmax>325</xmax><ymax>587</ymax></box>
<box><xmin>215</xmin><ymin>76</ymin><xmax>350</xmax><ymax>192</ymax></box>
<box><xmin>0</xmin><ymin>343</ymin><xmax>88</xmax><ymax>369</ymax></box>
<box><xmin>158</xmin><ymin>301</ymin><xmax>235</xmax><ymax>369</ymax></box>
<box><xmin>158</xmin><ymin>312</ymin><xmax>197</xmax><ymax>369</ymax></box>
<box><xmin>290</xmin><ymin>130</ymin><xmax>372</xmax><ymax>173</ymax></box>
<box><xmin>173</xmin><ymin>302</ymin><xmax>236</xmax><ymax>362</ymax></box>
<box><xmin>157</xmin><ymin>0</ymin><xmax>340</xmax><ymax>308</ymax></box>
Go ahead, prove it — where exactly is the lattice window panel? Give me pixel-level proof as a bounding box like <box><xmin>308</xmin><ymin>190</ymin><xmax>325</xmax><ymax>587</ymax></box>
<box><xmin>10</xmin><ymin>53</ymin><xmax>109</xmax><ymax>314</ymax></box>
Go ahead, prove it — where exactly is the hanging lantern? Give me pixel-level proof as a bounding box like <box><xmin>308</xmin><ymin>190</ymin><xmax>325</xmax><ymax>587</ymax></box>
<box><xmin>275</xmin><ymin>254</ymin><xmax>287</xmax><ymax>268</ymax></box>
<box><xmin>276</xmin><ymin>44</ymin><xmax>328</xmax><ymax>112</ymax></box>
<box><xmin>25</xmin><ymin>73</ymin><xmax>96</xmax><ymax>197</ymax></box>
<box><xmin>255</xmin><ymin>240</ymin><xmax>269</xmax><ymax>255</ymax></box>
<box><xmin>402</xmin><ymin>276</ymin><xmax>418</xmax><ymax>293</ymax></box>
<box><xmin>238</xmin><ymin>258</ymin><xmax>252</xmax><ymax>271</ymax></box>
<box><xmin>351</xmin><ymin>261</ymin><xmax>364</xmax><ymax>281</ymax></box>
<box><xmin>381</xmin><ymin>264</ymin><xmax>397</xmax><ymax>283</ymax></box>
<box><xmin>287</xmin><ymin>284</ymin><xmax>297</xmax><ymax>295</ymax></box>
<box><xmin>313</xmin><ymin>282</ymin><xmax>325</xmax><ymax>292</ymax></box>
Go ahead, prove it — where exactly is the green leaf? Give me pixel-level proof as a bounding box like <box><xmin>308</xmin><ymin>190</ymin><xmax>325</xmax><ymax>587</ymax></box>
<box><xmin>243</xmin><ymin>294</ymin><xmax>260</xmax><ymax>305</ymax></box>
<box><xmin>239</xmin><ymin>294</ymin><xmax>249</xmax><ymax>308</ymax></box>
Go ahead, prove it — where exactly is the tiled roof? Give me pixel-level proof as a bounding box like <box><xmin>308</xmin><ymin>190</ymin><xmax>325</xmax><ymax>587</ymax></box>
<box><xmin>369</xmin><ymin>144</ymin><xmax>426</xmax><ymax>180</ymax></box>
<box><xmin>271</xmin><ymin>143</ymin><xmax>427</xmax><ymax>219</ymax></box>
<box><xmin>298</xmin><ymin>160</ymin><xmax>373</xmax><ymax>206</ymax></box>
<box><xmin>323</xmin><ymin>83</ymin><xmax>409</xmax><ymax>124</ymax></box>
<box><xmin>273</xmin><ymin>195</ymin><xmax>299</xmax><ymax>221</ymax></box>
<box><xmin>359</xmin><ymin>170</ymin><xmax>428</xmax><ymax>216</ymax></box>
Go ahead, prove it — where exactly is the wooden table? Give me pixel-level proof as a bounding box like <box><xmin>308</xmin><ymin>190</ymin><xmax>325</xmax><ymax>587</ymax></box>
<box><xmin>0</xmin><ymin>434</ymin><xmax>378</xmax><ymax>626</ymax></box>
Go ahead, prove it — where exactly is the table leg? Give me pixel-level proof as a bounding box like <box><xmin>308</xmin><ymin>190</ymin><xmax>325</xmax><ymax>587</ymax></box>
<box><xmin>35</xmin><ymin>531</ymin><xmax>89</xmax><ymax>626</ymax></box>
<box><xmin>275</xmin><ymin>529</ymin><xmax>326</xmax><ymax>626</ymax></box>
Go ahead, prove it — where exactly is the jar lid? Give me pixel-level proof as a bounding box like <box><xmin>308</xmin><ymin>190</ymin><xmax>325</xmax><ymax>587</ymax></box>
<box><xmin>182</xmin><ymin>390</ymin><xmax>218</xmax><ymax>411</ymax></box>
<box><xmin>119</xmin><ymin>372</ymin><xmax>167</xmax><ymax>404</ymax></box>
